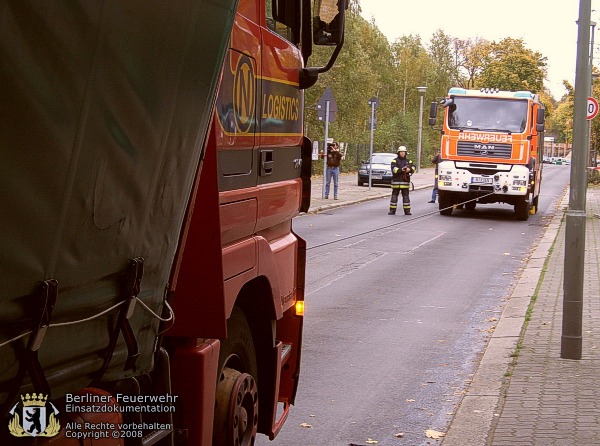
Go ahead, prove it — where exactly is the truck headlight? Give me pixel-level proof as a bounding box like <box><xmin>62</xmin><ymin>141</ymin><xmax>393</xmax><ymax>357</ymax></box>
<box><xmin>512</xmin><ymin>179</ymin><xmax>527</xmax><ymax>186</ymax></box>
<box><xmin>439</xmin><ymin>174</ymin><xmax>452</xmax><ymax>181</ymax></box>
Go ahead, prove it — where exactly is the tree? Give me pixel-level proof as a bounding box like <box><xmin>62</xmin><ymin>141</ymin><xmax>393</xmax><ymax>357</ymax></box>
<box><xmin>475</xmin><ymin>38</ymin><xmax>547</xmax><ymax>93</ymax></box>
<box><xmin>452</xmin><ymin>37</ymin><xmax>491</xmax><ymax>89</ymax></box>
<box><xmin>546</xmin><ymin>81</ymin><xmax>574</xmax><ymax>144</ymax></box>
<box><xmin>427</xmin><ymin>30</ymin><xmax>456</xmax><ymax>97</ymax></box>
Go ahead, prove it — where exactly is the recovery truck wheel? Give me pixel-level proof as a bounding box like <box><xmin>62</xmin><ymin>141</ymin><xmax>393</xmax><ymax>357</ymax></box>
<box><xmin>532</xmin><ymin>194</ymin><xmax>539</xmax><ymax>214</ymax></box>
<box><xmin>439</xmin><ymin>192</ymin><xmax>453</xmax><ymax>216</ymax></box>
<box><xmin>213</xmin><ymin>307</ymin><xmax>259</xmax><ymax>446</ymax></box>
<box><xmin>514</xmin><ymin>196</ymin><xmax>531</xmax><ymax>221</ymax></box>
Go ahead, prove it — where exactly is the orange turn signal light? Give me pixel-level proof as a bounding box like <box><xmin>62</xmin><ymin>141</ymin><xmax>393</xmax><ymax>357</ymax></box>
<box><xmin>295</xmin><ymin>301</ymin><xmax>305</xmax><ymax>317</ymax></box>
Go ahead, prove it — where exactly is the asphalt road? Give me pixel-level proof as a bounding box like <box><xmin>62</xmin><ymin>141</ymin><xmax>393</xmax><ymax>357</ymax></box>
<box><xmin>258</xmin><ymin>164</ymin><xmax>571</xmax><ymax>446</ymax></box>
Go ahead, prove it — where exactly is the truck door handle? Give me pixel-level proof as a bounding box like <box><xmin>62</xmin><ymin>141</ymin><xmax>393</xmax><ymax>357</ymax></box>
<box><xmin>260</xmin><ymin>150</ymin><xmax>273</xmax><ymax>176</ymax></box>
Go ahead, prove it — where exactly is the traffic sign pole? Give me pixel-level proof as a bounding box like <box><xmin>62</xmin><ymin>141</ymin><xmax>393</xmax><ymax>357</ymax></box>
<box><xmin>321</xmin><ymin>100</ymin><xmax>330</xmax><ymax>199</ymax></box>
<box><xmin>368</xmin><ymin>101</ymin><xmax>375</xmax><ymax>190</ymax></box>
<box><xmin>367</xmin><ymin>97</ymin><xmax>380</xmax><ymax>191</ymax></box>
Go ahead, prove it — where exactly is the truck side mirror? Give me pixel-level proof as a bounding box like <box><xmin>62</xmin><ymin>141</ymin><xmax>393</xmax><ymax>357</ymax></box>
<box><xmin>536</xmin><ymin>108</ymin><xmax>545</xmax><ymax>132</ymax></box>
<box><xmin>313</xmin><ymin>0</ymin><xmax>344</xmax><ymax>46</ymax></box>
<box><xmin>429</xmin><ymin>102</ymin><xmax>438</xmax><ymax>126</ymax></box>
<box><xmin>300</xmin><ymin>0</ymin><xmax>347</xmax><ymax>89</ymax></box>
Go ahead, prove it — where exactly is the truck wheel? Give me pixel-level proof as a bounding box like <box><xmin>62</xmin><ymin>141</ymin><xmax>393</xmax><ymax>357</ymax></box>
<box><xmin>515</xmin><ymin>197</ymin><xmax>530</xmax><ymax>221</ymax></box>
<box><xmin>213</xmin><ymin>307</ymin><xmax>259</xmax><ymax>446</ymax></box>
<box><xmin>532</xmin><ymin>194</ymin><xmax>539</xmax><ymax>214</ymax></box>
<box><xmin>439</xmin><ymin>193</ymin><xmax>453</xmax><ymax>216</ymax></box>
<box><xmin>465</xmin><ymin>200</ymin><xmax>476</xmax><ymax>211</ymax></box>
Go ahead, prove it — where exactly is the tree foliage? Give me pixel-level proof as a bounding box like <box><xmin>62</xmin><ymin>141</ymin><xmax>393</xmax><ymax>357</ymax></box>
<box><xmin>452</xmin><ymin>37</ymin><xmax>491</xmax><ymax>89</ymax></box>
<box><xmin>475</xmin><ymin>38</ymin><xmax>547</xmax><ymax>92</ymax></box>
<box><xmin>545</xmin><ymin>81</ymin><xmax>574</xmax><ymax>143</ymax></box>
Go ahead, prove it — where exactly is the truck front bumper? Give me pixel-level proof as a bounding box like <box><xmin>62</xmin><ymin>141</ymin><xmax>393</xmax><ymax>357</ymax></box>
<box><xmin>437</xmin><ymin>161</ymin><xmax>530</xmax><ymax>197</ymax></box>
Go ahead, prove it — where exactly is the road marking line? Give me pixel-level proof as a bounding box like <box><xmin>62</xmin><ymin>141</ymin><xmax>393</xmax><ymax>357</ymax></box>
<box><xmin>407</xmin><ymin>232</ymin><xmax>446</xmax><ymax>253</ymax></box>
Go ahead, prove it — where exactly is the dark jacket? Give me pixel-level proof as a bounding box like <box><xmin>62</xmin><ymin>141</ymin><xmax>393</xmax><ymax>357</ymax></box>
<box><xmin>391</xmin><ymin>155</ymin><xmax>415</xmax><ymax>182</ymax></box>
<box><xmin>326</xmin><ymin>150</ymin><xmax>342</xmax><ymax>168</ymax></box>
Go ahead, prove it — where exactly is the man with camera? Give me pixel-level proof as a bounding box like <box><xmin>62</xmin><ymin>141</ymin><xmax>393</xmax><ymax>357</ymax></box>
<box><xmin>321</xmin><ymin>141</ymin><xmax>342</xmax><ymax>199</ymax></box>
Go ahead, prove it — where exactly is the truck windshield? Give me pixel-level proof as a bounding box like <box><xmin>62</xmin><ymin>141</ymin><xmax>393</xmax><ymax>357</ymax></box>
<box><xmin>447</xmin><ymin>97</ymin><xmax>528</xmax><ymax>133</ymax></box>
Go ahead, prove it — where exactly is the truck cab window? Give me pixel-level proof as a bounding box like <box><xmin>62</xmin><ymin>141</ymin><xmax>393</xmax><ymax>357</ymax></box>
<box><xmin>265</xmin><ymin>1</ymin><xmax>294</xmax><ymax>42</ymax></box>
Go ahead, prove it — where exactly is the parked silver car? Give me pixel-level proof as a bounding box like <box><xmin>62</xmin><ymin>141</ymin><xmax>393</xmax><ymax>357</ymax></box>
<box><xmin>357</xmin><ymin>152</ymin><xmax>396</xmax><ymax>186</ymax></box>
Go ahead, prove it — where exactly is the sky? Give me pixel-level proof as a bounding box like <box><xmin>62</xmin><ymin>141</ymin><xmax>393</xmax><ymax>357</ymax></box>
<box><xmin>359</xmin><ymin>1</ymin><xmax>592</xmax><ymax>100</ymax></box>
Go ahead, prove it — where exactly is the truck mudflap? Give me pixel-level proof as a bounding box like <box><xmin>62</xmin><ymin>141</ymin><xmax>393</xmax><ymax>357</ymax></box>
<box><xmin>1</xmin><ymin>0</ymin><xmax>237</xmax><ymax>407</ymax></box>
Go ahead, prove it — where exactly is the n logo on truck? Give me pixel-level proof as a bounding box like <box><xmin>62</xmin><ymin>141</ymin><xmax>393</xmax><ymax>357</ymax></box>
<box><xmin>233</xmin><ymin>54</ymin><xmax>256</xmax><ymax>133</ymax></box>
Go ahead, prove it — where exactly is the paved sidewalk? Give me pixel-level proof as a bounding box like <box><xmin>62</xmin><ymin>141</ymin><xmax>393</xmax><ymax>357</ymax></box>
<box><xmin>305</xmin><ymin>169</ymin><xmax>600</xmax><ymax>446</ymax></box>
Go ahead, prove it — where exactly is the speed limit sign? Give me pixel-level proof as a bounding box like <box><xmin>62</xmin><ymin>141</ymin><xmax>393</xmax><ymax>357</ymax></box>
<box><xmin>587</xmin><ymin>97</ymin><xmax>599</xmax><ymax>120</ymax></box>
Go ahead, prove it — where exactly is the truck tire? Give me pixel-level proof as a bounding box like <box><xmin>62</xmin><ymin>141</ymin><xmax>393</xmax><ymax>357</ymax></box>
<box><xmin>439</xmin><ymin>192</ymin><xmax>453</xmax><ymax>216</ymax></box>
<box><xmin>213</xmin><ymin>307</ymin><xmax>259</xmax><ymax>446</ymax></box>
<box><xmin>532</xmin><ymin>194</ymin><xmax>539</xmax><ymax>214</ymax></box>
<box><xmin>515</xmin><ymin>197</ymin><xmax>530</xmax><ymax>221</ymax></box>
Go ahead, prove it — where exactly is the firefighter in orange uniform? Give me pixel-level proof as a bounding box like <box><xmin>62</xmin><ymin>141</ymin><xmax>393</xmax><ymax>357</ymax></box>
<box><xmin>388</xmin><ymin>146</ymin><xmax>415</xmax><ymax>215</ymax></box>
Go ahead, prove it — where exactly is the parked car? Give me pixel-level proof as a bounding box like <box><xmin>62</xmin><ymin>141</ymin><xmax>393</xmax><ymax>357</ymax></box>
<box><xmin>554</xmin><ymin>157</ymin><xmax>566</xmax><ymax>165</ymax></box>
<box><xmin>357</xmin><ymin>152</ymin><xmax>397</xmax><ymax>186</ymax></box>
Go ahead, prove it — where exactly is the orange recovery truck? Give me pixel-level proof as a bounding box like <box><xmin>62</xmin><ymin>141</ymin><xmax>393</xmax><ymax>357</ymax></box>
<box><xmin>0</xmin><ymin>1</ymin><xmax>346</xmax><ymax>445</ymax></box>
<box><xmin>429</xmin><ymin>87</ymin><xmax>546</xmax><ymax>220</ymax></box>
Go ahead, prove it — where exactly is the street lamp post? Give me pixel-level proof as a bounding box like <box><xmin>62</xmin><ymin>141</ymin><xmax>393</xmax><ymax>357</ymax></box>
<box><xmin>416</xmin><ymin>86</ymin><xmax>427</xmax><ymax>172</ymax></box>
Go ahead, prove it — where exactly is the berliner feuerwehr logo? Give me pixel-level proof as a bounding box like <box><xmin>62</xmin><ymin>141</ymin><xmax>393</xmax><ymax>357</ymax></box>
<box><xmin>8</xmin><ymin>393</ymin><xmax>60</xmax><ymax>437</ymax></box>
